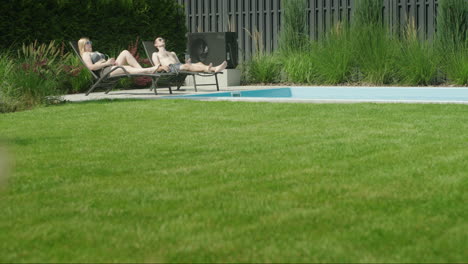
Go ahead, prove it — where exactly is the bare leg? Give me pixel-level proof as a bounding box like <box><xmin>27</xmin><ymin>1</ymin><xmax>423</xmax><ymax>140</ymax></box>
<box><xmin>109</xmin><ymin>65</ymin><xmax>157</xmax><ymax>76</ymax></box>
<box><xmin>115</xmin><ymin>50</ymin><xmax>142</xmax><ymax>68</ymax></box>
<box><xmin>181</xmin><ymin>61</ymin><xmax>227</xmax><ymax>73</ymax></box>
<box><xmin>180</xmin><ymin>63</ymin><xmax>212</xmax><ymax>72</ymax></box>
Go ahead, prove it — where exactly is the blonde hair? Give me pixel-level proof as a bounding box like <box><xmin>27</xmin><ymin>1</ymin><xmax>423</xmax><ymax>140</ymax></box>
<box><xmin>77</xmin><ymin>37</ymin><xmax>90</xmax><ymax>56</ymax></box>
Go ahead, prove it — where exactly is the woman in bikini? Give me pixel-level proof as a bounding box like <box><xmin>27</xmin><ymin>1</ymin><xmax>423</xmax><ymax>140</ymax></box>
<box><xmin>78</xmin><ymin>37</ymin><xmax>159</xmax><ymax>76</ymax></box>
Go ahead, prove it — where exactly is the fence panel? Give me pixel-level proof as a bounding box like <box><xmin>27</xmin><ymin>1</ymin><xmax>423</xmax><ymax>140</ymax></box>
<box><xmin>177</xmin><ymin>0</ymin><xmax>439</xmax><ymax>61</ymax></box>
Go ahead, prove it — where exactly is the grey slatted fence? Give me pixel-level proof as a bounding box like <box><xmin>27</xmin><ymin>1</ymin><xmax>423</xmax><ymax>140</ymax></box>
<box><xmin>177</xmin><ymin>0</ymin><xmax>440</xmax><ymax>62</ymax></box>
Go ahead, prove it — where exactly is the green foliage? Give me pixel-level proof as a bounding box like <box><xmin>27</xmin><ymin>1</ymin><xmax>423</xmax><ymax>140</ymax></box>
<box><xmin>61</xmin><ymin>55</ymin><xmax>93</xmax><ymax>94</ymax></box>
<box><xmin>1</xmin><ymin>101</ymin><xmax>468</xmax><ymax>262</ymax></box>
<box><xmin>245</xmin><ymin>54</ymin><xmax>283</xmax><ymax>84</ymax></box>
<box><xmin>309</xmin><ymin>26</ymin><xmax>355</xmax><ymax>84</ymax></box>
<box><xmin>284</xmin><ymin>28</ymin><xmax>354</xmax><ymax>85</ymax></box>
<box><xmin>278</xmin><ymin>0</ymin><xmax>309</xmax><ymax>53</ymax></box>
<box><xmin>0</xmin><ymin>54</ymin><xmax>17</xmax><ymax>112</ymax></box>
<box><xmin>283</xmin><ymin>51</ymin><xmax>316</xmax><ymax>83</ymax></box>
<box><xmin>396</xmin><ymin>22</ymin><xmax>440</xmax><ymax>85</ymax></box>
<box><xmin>353</xmin><ymin>0</ymin><xmax>384</xmax><ymax>26</ymax></box>
<box><xmin>445</xmin><ymin>48</ymin><xmax>468</xmax><ymax>85</ymax></box>
<box><xmin>0</xmin><ymin>41</ymin><xmax>69</xmax><ymax>112</ymax></box>
<box><xmin>248</xmin><ymin>0</ymin><xmax>466</xmax><ymax>87</ymax></box>
<box><xmin>351</xmin><ymin>25</ymin><xmax>399</xmax><ymax>84</ymax></box>
<box><xmin>436</xmin><ymin>0</ymin><xmax>468</xmax><ymax>52</ymax></box>
<box><xmin>0</xmin><ymin>0</ymin><xmax>187</xmax><ymax>55</ymax></box>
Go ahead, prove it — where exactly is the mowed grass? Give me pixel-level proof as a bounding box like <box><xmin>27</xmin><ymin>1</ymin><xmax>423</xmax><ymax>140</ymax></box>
<box><xmin>0</xmin><ymin>99</ymin><xmax>467</xmax><ymax>263</ymax></box>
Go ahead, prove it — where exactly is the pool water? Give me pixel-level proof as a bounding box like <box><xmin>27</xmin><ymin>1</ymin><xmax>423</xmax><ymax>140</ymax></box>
<box><xmin>173</xmin><ymin>87</ymin><xmax>468</xmax><ymax>103</ymax></box>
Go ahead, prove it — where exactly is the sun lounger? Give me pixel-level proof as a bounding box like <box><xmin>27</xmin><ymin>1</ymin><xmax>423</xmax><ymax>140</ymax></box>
<box><xmin>142</xmin><ymin>41</ymin><xmax>222</xmax><ymax>92</ymax></box>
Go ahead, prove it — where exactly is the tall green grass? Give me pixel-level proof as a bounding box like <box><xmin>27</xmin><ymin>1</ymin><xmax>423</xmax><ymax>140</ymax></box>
<box><xmin>444</xmin><ymin>48</ymin><xmax>468</xmax><ymax>85</ymax></box>
<box><xmin>0</xmin><ymin>53</ymin><xmax>18</xmax><ymax>112</ymax></box>
<box><xmin>278</xmin><ymin>0</ymin><xmax>309</xmax><ymax>53</ymax></box>
<box><xmin>246</xmin><ymin>54</ymin><xmax>283</xmax><ymax>84</ymax></box>
<box><xmin>351</xmin><ymin>25</ymin><xmax>399</xmax><ymax>84</ymax></box>
<box><xmin>396</xmin><ymin>20</ymin><xmax>440</xmax><ymax>85</ymax></box>
<box><xmin>436</xmin><ymin>0</ymin><xmax>468</xmax><ymax>52</ymax></box>
<box><xmin>284</xmin><ymin>25</ymin><xmax>354</xmax><ymax>85</ymax></box>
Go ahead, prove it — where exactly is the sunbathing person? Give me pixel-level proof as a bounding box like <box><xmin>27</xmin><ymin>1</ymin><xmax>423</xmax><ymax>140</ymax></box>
<box><xmin>78</xmin><ymin>37</ymin><xmax>159</xmax><ymax>76</ymax></box>
<box><xmin>152</xmin><ymin>37</ymin><xmax>227</xmax><ymax>73</ymax></box>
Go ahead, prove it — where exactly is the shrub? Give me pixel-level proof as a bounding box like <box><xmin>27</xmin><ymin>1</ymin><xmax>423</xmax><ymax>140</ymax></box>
<box><xmin>0</xmin><ymin>0</ymin><xmax>187</xmax><ymax>55</ymax></box>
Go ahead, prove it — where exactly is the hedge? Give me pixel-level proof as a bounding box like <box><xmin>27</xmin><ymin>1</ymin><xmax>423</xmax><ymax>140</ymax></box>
<box><xmin>0</xmin><ymin>0</ymin><xmax>187</xmax><ymax>55</ymax></box>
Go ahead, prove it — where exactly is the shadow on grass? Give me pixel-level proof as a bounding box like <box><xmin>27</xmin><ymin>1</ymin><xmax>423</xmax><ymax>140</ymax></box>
<box><xmin>0</xmin><ymin>142</ymin><xmax>11</xmax><ymax>192</ymax></box>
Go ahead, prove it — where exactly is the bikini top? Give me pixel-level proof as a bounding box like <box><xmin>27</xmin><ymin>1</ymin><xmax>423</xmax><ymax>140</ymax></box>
<box><xmin>90</xmin><ymin>52</ymin><xmax>107</xmax><ymax>64</ymax></box>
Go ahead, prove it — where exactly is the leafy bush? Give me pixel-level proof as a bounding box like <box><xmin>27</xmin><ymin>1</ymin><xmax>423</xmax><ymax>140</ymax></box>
<box><xmin>0</xmin><ymin>0</ymin><xmax>187</xmax><ymax>55</ymax></box>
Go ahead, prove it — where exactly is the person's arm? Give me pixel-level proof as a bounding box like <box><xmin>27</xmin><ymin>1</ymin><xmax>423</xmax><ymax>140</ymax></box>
<box><xmin>82</xmin><ymin>52</ymin><xmax>114</xmax><ymax>71</ymax></box>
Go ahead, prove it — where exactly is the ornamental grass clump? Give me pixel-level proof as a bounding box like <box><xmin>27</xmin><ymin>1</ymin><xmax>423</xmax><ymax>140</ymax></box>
<box><xmin>0</xmin><ymin>41</ymin><xmax>69</xmax><ymax>112</ymax></box>
<box><xmin>16</xmin><ymin>41</ymin><xmax>68</xmax><ymax>102</ymax></box>
<box><xmin>396</xmin><ymin>19</ymin><xmax>440</xmax><ymax>85</ymax></box>
<box><xmin>246</xmin><ymin>54</ymin><xmax>283</xmax><ymax>84</ymax></box>
<box><xmin>350</xmin><ymin>0</ymin><xmax>399</xmax><ymax>84</ymax></box>
<box><xmin>286</xmin><ymin>23</ymin><xmax>355</xmax><ymax>85</ymax></box>
<box><xmin>436</xmin><ymin>0</ymin><xmax>468</xmax><ymax>52</ymax></box>
<box><xmin>445</xmin><ymin>47</ymin><xmax>468</xmax><ymax>85</ymax></box>
<box><xmin>436</xmin><ymin>0</ymin><xmax>468</xmax><ymax>85</ymax></box>
<box><xmin>278</xmin><ymin>0</ymin><xmax>309</xmax><ymax>53</ymax></box>
<box><xmin>0</xmin><ymin>53</ymin><xmax>18</xmax><ymax>113</ymax></box>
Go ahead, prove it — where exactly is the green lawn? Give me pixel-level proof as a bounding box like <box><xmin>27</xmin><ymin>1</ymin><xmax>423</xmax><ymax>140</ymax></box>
<box><xmin>0</xmin><ymin>99</ymin><xmax>467</xmax><ymax>263</ymax></box>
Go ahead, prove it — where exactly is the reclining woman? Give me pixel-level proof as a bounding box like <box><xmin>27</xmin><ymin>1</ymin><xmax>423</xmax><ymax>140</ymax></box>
<box><xmin>78</xmin><ymin>37</ymin><xmax>159</xmax><ymax>77</ymax></box>
<box><xmin>152</xmin><ymin>37</ymin><xmax>227</xmax><ymax>73</ymax></box>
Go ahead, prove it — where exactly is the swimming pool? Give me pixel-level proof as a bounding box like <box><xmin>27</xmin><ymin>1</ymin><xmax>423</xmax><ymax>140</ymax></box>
<box><xmin>171</xmin><ymin>87</ymin><xmax>468</xmax><ymax>104</ymax></box>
